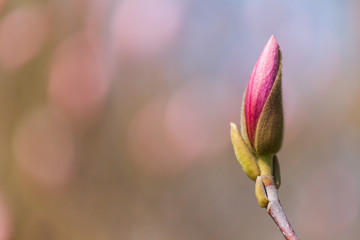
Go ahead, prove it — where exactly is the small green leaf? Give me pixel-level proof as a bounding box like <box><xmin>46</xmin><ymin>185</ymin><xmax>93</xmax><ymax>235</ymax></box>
<box><xmin>230</xmin><ymin>123</ymin><xmax>260</xmax><ymax>181</ymax></box>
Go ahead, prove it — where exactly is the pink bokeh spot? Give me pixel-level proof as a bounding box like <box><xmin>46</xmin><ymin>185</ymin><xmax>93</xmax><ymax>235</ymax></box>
<box><xmin>48</xmin><ymin>33</ymin><xmax>109</xmax><ymax>124</ymax></box>
<box><xmin>127</xmin><ymin>94</ymin><xmax>205</xmax><ymax>177</ymax></box>
<box><xmin>0</xmin><ymin>0</ymin><xmax>6</xmax><ymax>11</ymax></box>
<box><xmin>245</xmin><ymin>35</ymin><xmax>279</xmax><ymax>146</ymax></box>
<box><xmin>12</xmin><ymin>107</ymin><xmax>75</xmax><ymax>187</ymax></box>
<box><xmin>0</xmin><ymin>5</ymin><xmax>50</xmax><ymax>72</ymax></box>
<box><xmin>165</xmin><ymin>85</ymin><xmax>209</xmax><ymax>161</ymax></box>
<box><xmin>110</xmin><ymin>0</ymin><xmax>183</xmax><ymax>60</ymax></box>
<box><xmin>0</xmin><ymin>194</ymin><xmax>12</xmax><ymax>240</ymax></box>
<box><xmin>127</xmin><ymin>98</ymin><xmax>178</xmax><ymax>176</ymax></box>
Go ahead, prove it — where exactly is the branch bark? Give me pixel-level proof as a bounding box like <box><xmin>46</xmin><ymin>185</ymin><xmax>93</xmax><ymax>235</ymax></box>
<box><xmin>262</xmin><ymin>175</ymin><xmax>299</xmax><ymax>240</ymax></box>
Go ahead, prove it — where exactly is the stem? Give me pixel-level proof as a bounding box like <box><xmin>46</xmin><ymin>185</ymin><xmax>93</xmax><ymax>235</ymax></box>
<box><xmin>262</xmin><ymin>176</ymin><xmax>299</xmax><ymax>240</ymax></box>
<box><xmin>257</xmin><ymin>155</ymin><xmax>273</xmax><ymax>176</ymax></box>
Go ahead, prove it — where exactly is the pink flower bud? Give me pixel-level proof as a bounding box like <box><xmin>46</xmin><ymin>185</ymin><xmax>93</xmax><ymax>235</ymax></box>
<box><xmin>243</xmin><ymin>35</ymin><xmax>283</xmax><ymax>155</ymax></box>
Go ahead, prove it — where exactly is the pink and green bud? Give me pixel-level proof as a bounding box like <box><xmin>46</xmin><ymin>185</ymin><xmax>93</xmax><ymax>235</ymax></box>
<box><xmin>230</xmin><ymin>35</ymin><xmax>284</xmax><ymax>207</ymax></box>
<box><xmin>231</xmin><ymin>35</ymin><xmax>283</xmax><ymax>180</ymax></box>
<box><xmin>243</xmin><ymin>35</ymin><xmax>283</xmax><ymax>156</ymax></box>
<box><xmin>232</xmin><ymin>37</ymin><xmax>297</xmax><ymax>236</ymax></box>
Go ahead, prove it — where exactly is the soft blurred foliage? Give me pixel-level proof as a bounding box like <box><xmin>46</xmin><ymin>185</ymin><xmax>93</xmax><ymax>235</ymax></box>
<box><xmin>0</xmin><ymin>0</ymin><xmax>359</xmax><ymax>239</ymax></box>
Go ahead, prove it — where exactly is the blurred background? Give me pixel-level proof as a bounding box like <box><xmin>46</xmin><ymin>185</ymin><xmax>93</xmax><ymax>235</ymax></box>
<box><xmin>0</xmin><ymin>0</ymin><xmax>359</xmax><ymax>239</ymax></box>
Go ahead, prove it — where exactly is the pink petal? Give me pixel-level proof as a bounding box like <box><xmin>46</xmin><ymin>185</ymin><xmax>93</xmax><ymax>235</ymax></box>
<box><xmin>245</xmin><ymin>35</ymin><xmax>280</xmax><ymax>146</ymax></box>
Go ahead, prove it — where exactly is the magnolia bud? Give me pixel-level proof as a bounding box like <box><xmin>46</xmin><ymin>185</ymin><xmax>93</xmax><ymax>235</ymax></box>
<box><xmin>244</xmin><ymin>35</ymin><xmax>283</xmax><ymax>156</ymax></box>
<box><xmin>230</xmin><ymin>35</ymin><xmax>283</xmax><ymax>186</ymax></box>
